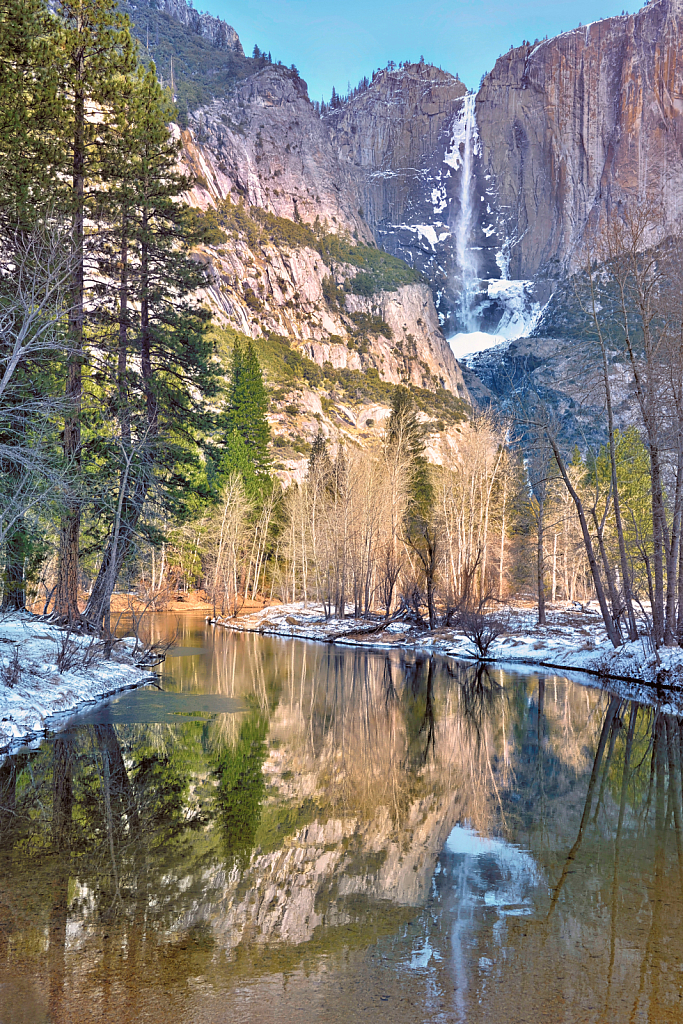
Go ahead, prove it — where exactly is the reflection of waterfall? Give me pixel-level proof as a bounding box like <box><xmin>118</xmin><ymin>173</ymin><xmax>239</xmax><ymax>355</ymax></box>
<box><xmin>438</xmin><ymin>824</ymin><xmax>543</xmax><ymax>1022</ymax></box>
<box><xmin>453</xmin><ymin>94</ymin><xmax>480</xmax><ymax>332</ymax></box>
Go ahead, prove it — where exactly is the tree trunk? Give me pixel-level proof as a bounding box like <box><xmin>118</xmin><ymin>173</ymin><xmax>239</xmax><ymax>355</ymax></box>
<box><xmin>1</xmin><ymin>529</ymin><xmax>26</xmax><ymax>611</ymax></box>
<box><xmin>546</xmin><ymin>432</ymin><xmax>621</xmax><ymax>646</ymax></box>
<box><xmin>664</xmin><ymin>443</ymin><xmax>683</xmax><ymax>645</ymax></box>
<box><xmin>551</xmin><ymin>533</ymin><xmax>557</xmax><ymax>604</ymax></box>
<box><xmin>537</xmin><ymin>496</ymin><xmax>546</xmax><ymax>626</ymax></box>
<box><xmin>591</xmin><ymin>504</ymin><xmax>622</xmax><ymax>633</ymax></box>
<box><xmin>650</xmin><ymin>443</ymin><xmax>668</xmax><ymax>645</ymax></box>
<box><xmin>55</xmin><ymin>78</ymin><xmax>85</xmax><ymax>624</ymax></box>
<box><xmin>498</xmin><ymin>477</ymin><xmax>507</xmax><ymax>601</ymax></box>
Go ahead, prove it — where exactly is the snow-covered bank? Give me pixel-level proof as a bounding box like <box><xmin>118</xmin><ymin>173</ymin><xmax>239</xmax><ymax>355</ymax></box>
<box><xmin>212</xmin><ymin>603</ymin><xmax>683</xmax><ymax>689</ymax></box>
<box><xmin>0</xmin><ymin>613</ymin><xmax>154</xmax><ymax>753</ymax></box>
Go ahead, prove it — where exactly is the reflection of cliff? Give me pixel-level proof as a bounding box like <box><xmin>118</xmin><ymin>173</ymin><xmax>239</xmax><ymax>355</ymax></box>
<box><xmin>157</xmin><ymin>653</ymin><xmax>602</xmax><ymax>953</ymax></box>
<box><xmin>4</xmin><ymin>635</ymin><xmax>683</xmax><ymax>1023</ymax></box>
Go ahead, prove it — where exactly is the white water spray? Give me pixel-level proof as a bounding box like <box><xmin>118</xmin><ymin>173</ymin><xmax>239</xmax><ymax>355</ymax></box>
<box><xmin>451</xmin><ymin>93</ymin><xmax>480</xmax><ymax>332</ymax></box>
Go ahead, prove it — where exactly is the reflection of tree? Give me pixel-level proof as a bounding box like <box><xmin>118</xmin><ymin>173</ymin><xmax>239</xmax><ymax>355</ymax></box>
<box><xmin>0</xmin><ymin>756</ymin><xmax>16</xmax><ymax>838</ymax></box>
<box><xmin>602</xmin><ymin>700</ymin><xmax>637</xmax><ymax>1020</ymax></box>
<box><xmin>548</xmin><ymin>695</ymin><xmax>620</xmax><ymax>915</ymax></box>
<box><xmin>403</xmin><ymin>657</ymin><xmax>436</xmax><ymax>767</ymax></box>
<box><xmin>452</xmin><ymin>662</ymin><xmax>503</xmax><ymax>742</ymax></box>
<box><xmin>212</xmin><ymin>708</ymin><xmax>268</xmax><ymax>870</ymax></box>
<box><xmin>50</xmin><ymin>735</ymin><xmax>74</xmax><ymax>1023</ymax></box>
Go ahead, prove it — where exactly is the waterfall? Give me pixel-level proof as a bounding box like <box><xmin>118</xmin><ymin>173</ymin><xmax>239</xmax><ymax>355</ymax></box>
<box><xmin>451</xmin><ymin>93</ymin><xmax>480</xmax><ymax>332</ymax></box>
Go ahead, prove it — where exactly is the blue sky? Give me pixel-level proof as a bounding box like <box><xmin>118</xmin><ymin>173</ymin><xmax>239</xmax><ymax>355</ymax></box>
<box><xmin>209</xmin><ymin>0</ymin><xmax>636</xmax><ymax>101</ymax></box>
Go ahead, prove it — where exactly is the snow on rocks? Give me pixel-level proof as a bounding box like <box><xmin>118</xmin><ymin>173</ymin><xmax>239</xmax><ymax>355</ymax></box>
<box><xmin>0</xmin><ymin>612</ymin><xmax>153</xmax><ymax>753</ymax></box>
<box><xmin>212</xmin><ymin>603</ymin><xmax>683</xmax><ymax>689</ymax></box>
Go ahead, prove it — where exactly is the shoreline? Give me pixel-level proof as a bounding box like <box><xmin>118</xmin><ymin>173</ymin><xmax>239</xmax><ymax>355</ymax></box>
<box><xmin>0</xmin><ymin>613</ymin><xmax>156</xmax><ymax>755</ymax></box>
<box><xmin>210</xmin><ymin>602</ymin><xmax>683</xmax><ymax>691</ymax></box>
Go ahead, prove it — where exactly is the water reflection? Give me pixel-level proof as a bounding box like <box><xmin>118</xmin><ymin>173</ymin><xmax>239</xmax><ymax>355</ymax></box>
<box><xmin>0</xmin><ymin>617</ymin><xmax>682</xmax><ymax>1022</ymax></box>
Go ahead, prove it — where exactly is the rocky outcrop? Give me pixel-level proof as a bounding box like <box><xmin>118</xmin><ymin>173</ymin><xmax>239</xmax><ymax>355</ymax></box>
<box><xmin>477</xmin><ymin>0</ymin><xmax>683</xmax><ymax>281</ymax></box>
<box><xmin>184</xmin><ymin>67</ymin><xmax>370</xmax><ymax>239</ymax></box>
<box><xmin>192</xmin><ymin>230</ymin><xmax>466</xmax><ymax>395</ymax></box>
<box><xmin>157</xmin><ymin>0</ymin><xmax>243</xmax><ymax>53</ymax></box>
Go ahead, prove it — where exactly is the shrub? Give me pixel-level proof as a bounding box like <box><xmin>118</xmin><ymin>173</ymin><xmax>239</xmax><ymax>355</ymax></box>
<box><xmin>456</xmin><ymin>604</ymin><xmax>510</xmax><ymax>658</ymax></box>
<box><xmin>0</xmin><ymin>647</ymin><xmax>21</xmax><ymax>688</ymax></box>
<box><xmin>322</xmin><ymin>275</ymin><xmax>346</xmax><ymax>309</ymax></box>
<box><xmin>52</xmin><ymin>629</ymin><xmax>83</xmax><ymax>673</ymax></box>
<box><xmin>347</xmin><ymin>311</ymin><xmax>392</xmax><ymax>339</ymax></box>
<box><xmin>320</xmin><ymin>235</ymin><xmax>422</xmax><ymax>293</ymax></box>
<box><xmin>243</xmin><ymin>286</ymin><xmax>263</xmax><ymax>312</ymax></box>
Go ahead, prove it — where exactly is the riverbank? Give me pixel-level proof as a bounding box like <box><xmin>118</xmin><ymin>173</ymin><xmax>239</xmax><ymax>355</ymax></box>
<box><xmin>0</xmin><ymin>612</ymin><xmax>154</xmax><ymax>753</ymax></box>
<box><xmin>211</xmin><ymin>602</ymin><xmax>683</xmax><ymax>689</ymax></box>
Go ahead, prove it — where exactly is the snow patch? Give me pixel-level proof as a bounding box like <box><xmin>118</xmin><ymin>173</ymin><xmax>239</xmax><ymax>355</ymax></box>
<box><xmin>487</xmin><ymin>279</ymin><xmax>543</xmax><ymax>339</ymax></box>
<box><xmin>448</xmin><ymin>331</ymin><xmax>507</xmax><ymax>361</ymax></box>
<box><xmin>396</xmin><ymin>223</ymin><xmax>450</xmax><ymax>249</ymax></box>
<box><xmin>0</xmin><ymin>613</ymin><xmax>152</xmax><ymax>752</ymax></box>
<box><xmin>431</xmin><ymin>186</ymin><xmax>447</xmax><ymax>214</ymax></box>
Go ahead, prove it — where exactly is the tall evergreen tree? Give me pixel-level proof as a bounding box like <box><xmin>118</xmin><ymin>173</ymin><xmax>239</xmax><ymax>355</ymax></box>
<box><xmin>83</xmin><ymin>63</ymin><xmax>216</xmax><ymax>632</ymax></box>
<box><xmin>0</xmin><ymin>0</ymin><xmax>65</xmax><ymax>609</ymax></box>
<box><xmin>52</xmin><ymin>0</ymin><xmax>137</xmax><ymax>622</ymax></box>
<box><xmin>0</xmin><ymin>0</ymin><xmax>61</xmax><ymax>228</ymax></box>
<box><xmin>386</xmin><ymin>387</ymin><xmax>438</xmax><ymax>627</ymax></box>
<box><xmin>223</xmin><ymin>341</ymin><xmax>271</xmax><ymax>482</ymax></box>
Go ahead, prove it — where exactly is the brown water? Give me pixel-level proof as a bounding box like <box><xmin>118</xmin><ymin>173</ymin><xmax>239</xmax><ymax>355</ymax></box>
<box><xmin>1</xmin><ymin>614</ymin><xmax>683</xmax><ymax>1023</ymax></box>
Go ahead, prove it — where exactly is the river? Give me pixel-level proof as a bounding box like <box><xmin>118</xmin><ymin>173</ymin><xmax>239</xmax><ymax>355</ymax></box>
<box><xmin>0</xmin><ymin>613</ymin><xmax>681</xmax><ymax>1023</ymax></box>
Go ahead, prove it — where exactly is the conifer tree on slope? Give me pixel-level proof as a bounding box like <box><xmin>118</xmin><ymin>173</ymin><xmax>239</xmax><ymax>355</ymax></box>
<box><xmin>386</xmin><ymin>387</ymin><xmax>438</xmax><ymax>628</ymax></box>
<box><xmin>223</xmin><ymin>340</ymin><xmax>271</xmax><ymax>484</ymax></box>
<box><xmin>84</xmin><ymin>64</ymin><xmax>215</xmax><ymax>633</ymax></box>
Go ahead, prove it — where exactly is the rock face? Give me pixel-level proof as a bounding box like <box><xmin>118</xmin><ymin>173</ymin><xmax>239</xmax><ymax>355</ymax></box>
<box><xmin>330</xmin><ymin>1</ymin><xmax>683</xmax><ymax>331</ymax></box>
<box><xmin>177</xmin><ymin>66</ymin><xmax>467</xmax><ymax>398</ymax></box>
<box><xmin>477</xmin><ymin>0</ymin><xmax>683</xmax><ymax>281</ymax></box>
<box><xmin>127</xmin><ymin>0</ymin><xmax>683</xmax><ymax>339</ymax></box>
<box><xmin>157</xmin><ymin>0</ymin><xmax>243</xmax><ymax>53</ymax></box>
<box><xmin>184</xmin><ymin>68</ymin><xmax>369</xmax><ymax>239</ymax></box>
<box><xmin>128</xmin><ymin>0</ymin><xmax>683</xmax><ymax>414</ymax></box>
<box><xmin>328</xmin><ymin>64</ymin><xmax>505</xmax><ymax>335</ymax></box>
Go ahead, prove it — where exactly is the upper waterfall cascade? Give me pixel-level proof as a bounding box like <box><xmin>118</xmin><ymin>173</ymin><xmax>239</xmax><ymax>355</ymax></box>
<box><xmin>451</xmin><ymin>93</ymin><xmax>481</xmax><ymax>334</ymax></box>
<box><xmin>444</xmin><ymin>93</ymin><xmax>545</xmax><ymax>358</ymax></box>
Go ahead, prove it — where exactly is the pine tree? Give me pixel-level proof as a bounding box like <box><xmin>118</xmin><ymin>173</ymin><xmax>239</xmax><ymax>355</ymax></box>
<box><xmin>308</xmin><ymin>429</ymin><xmax>331</xmax><ymax>479</ymax></box>
<box><xmin>223</xmin><ymin>341</ymin><xmax>271</xmax><ymax>482</ymax></box>
<box><xmin>83</xmin><ymin>63</ymin><xmax>217</xmax><ymax>632</ymax></box>
<box><xmin>0</xmin><ymin>0</ymin><xmax>64</xmax><ymax>608</ymax></box>
<box><xmin>222</xmin><ymin>430</ymin><xmax>259</xmax><ymax>497</ymax></box>
<box><xmin>52</xmin><ymin>0</ymin><xmax>138</xmax><ymax>622</ymax></box>
<box><xmin>387</xmin><ymin>386</ymin><xmax>432</xmax><ymax>509</ymax></box>
<box><xmin>386</xmin><ymin>387</ymin><xmax>437</xmax><ymax>627</ymax></box>
<box><xmin>0</xmin><ymin>0</ymin><xmax>62</xmax><ymax>228</ymax></box>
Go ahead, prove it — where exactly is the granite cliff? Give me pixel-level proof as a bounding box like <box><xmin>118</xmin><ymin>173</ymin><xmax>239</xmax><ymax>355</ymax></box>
<box><xmin>477</xmin><ymin>0</ymin><xmax>683</xmax><ymax>282</ymax></box>
<box><xmin>328</xmin><ymin>65</ymin><xmax>510</xmax><ymax>337</ymax></box>
<box><xmin>124</xmin><ymin>0</ymin><xmax>683</xmax><ymax>422</ymax></box>
<box><xmin>177</xmin><ymin>66</ymin><xmax>468</xmax><ymax>399</ymax></box>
